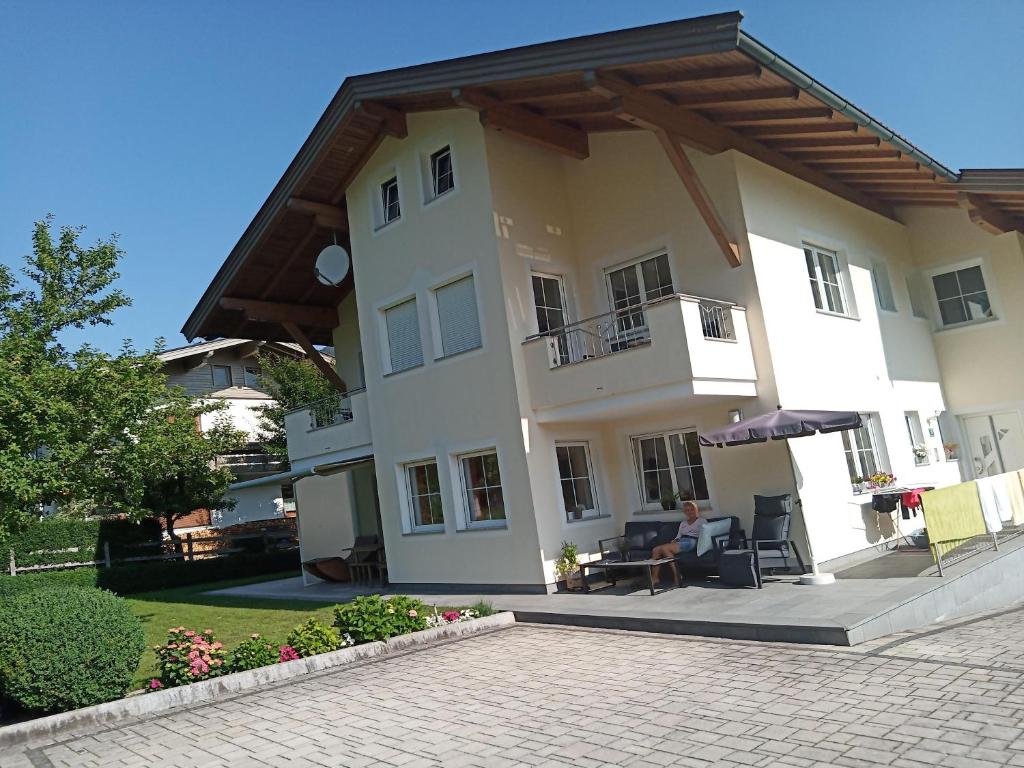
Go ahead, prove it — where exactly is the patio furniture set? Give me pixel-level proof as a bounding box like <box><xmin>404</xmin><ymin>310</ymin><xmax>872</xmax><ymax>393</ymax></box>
<box><xmin>581</xmin><ymin>494</ymin><xmax>806</xmax><ymax>594</ymax></box>
<box><xmin>301</xmin><ymin>535</ymin><xmax>388</xmax><ymax>586</ymax></box>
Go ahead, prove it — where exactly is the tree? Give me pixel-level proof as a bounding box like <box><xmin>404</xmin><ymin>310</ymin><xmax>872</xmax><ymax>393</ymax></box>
<box><xmin>253</xmin><ymin>351</ymin><xmax>335</xmax><ymax>460</ymax></box>
<box><xmin>0</xmin><ymin>217</ymin><xmax>243</xmax><ymax>544</ymax></box>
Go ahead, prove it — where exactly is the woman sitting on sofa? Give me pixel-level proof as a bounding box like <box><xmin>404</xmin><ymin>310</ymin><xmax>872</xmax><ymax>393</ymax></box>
<box><xmin>650</xmin><ymin>500</ymin><xmax>704</xmax><ymax>583</ymax></box>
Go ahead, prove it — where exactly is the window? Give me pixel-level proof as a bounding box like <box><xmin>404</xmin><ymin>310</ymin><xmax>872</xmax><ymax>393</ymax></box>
<box><xmin>281</xmin><ymin>483</ymin><xmax>296</xmax><ymax>514</ymax></box>
<box><xmin>803</xmin><ymin>245</ymin><xmax>846</xmax><ymax>315</ymax></box>
<box><xmin>871</xmin><ymin>261</ymin><xmax>896</xmax><ymax>312</ymax></box>
<box><xmin>932</xmin><ymin>265</ymin><xmax>993</xmax><ymax>327</ymax></box>
<box><xmin>430</xmin><ymin>146</ymin><xmax>454</xmax><ymax>197</ymax></box>
<box><xmin>906</xmin><ymin>275</ymin><xmax>928</xmax><ymax>319</ymax></box>
<box><xmin>384</xmin><ymin>298</ymin><xmax>423</xmax><ymax>373</ymax></box>
<box><xmin>459</xmin><ymin>450</ymin><xmax>505</xmax><ymax>527</ymax></box>
<box><xmin>606</xmin><ymin>252</ymin><xmax>673</xmax><ymax>335</ymax></box>
<box><xmin>434</xmin><ymin>275</ymin><xmax>481</xmax><ymax>357</ymax></box>
<box><xmin>405</xmin><ymin>460</ymin><xmax>444</xmax><ymax>530</ymax></box>
<box><xmin>243</xmin><ymin>366</ymin><xmax>260</xmax><ymax>388</ymax></box>
<box><xmin>380</xmin><ymin>177</ymin><xmax>401</xmax><ymax>224</ymax></box>
<box><xmin>842</xmin><ymin>414</ymin><xmax>884</xmax><ymax>483</ymax></box>
<box><xmin>905</xmin><ymin>411</ymin><xmax>928</xmax><ymax>466</ymax></box>
<box><xmin>631</xmin><ymin>430</ymin><xmax>709</xmax><ymax>507</ymax></box>
<box><xmin>556</xmin><ymin>443</ymin><xmax>599</xmax><ymax>521</ymax></box>
<box><xmin>211</xmin><ymin>365</ymin><xmax>232</xmax><ymax>387</ymax></box>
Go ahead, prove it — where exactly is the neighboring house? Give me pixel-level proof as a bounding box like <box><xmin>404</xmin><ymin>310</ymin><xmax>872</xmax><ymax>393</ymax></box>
<box><xmin>157</xmin><ymin>339</ymin><xmax>309</xmax><ymax>528</ymax></box>
<box><xmin>181</xmin><ymin>13</ymin><xmax>1024</xmax><ymax>590</ymax></box>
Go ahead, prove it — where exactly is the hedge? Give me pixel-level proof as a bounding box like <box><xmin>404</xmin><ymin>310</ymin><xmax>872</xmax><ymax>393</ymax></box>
<box><xmin>0</xmin><ymin>587</ymin><xmax>145</xmax><ymax>713</ymax></box>
<box><xmin>7</xmin><ymin>517</ymin><xmax>163</xmax><ymax>567</ymax></box>
<box><xmin>0</xmin><ymin>550</ymin><xmax>300</xmax><ymax>599</ymax></box>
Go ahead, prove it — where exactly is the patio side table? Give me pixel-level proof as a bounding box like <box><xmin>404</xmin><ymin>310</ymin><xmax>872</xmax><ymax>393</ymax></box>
<box><xmin>579</xmin><ymin>556</ymin><xmax>679</xmax><ymax>596</ymax></box>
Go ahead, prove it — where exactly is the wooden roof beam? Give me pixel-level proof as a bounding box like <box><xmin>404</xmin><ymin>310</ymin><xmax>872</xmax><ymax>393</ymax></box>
<box><xmin>805</xmin><ymin>161</ymin><xmax>921</xmax><ymax>172</ymax></box>
<box><xmin>235</xmin><ymin>340</ymin><xmax>266</xmax><ymax>360</ymax></box>
<box><xmin>452</xmin><ymin>87</ymin><xmax>589</xmax><ymax>159</ymax></box>
<box><xmin>259</xmin><ymin>221</ymin><xmax>321</xmax><ymax>300</ymax></box>
<box><xmin>220</xmin><ymin>297</ymin><xmax>339</xmax><ymax>329</ymax></box>
<box><xmin>281</xmin><ymin>322</ymin><xmax>347</xmax><ymax>393</ymax></box>
<box><xmin>353</xmin><ymin>100</ymin><xmax>408</xmax><ymax>139</ymax></box>
<box><xmin>286</xmin><ymin>197</ymin><xmax>348</xmax><ymax>231</ymax></box>
<box><xmin>793</xmin><ymin>150</ymin><xmax>902</xmax><ymax>162</ymax></box>
<box><xmin>764</xmin><ymin>136</ymin><xmax>881</xmax><ymax>150</ymax></box>
<box><xmin>957</xmin><ymin>193</ymin><xmax>1022</xmax><ymax>235</ymax></box>
<box><xmin>181</xmin><ymin>350</ymin><xmax>214</xmax><ymax>372</ymax></box>
<box><xmin>586</xmin><ymin>71</ymin><xmax>896</xmax><ymax>222</ymax></box>
<box><xmin>742</xmin><ymin>122</ymin><xmax>860</xmax><ymax>138</ymax></box>
<box><xmin>712</xmin><ymin>107</ymin><xmax>833</xmax><ymax>124</ymax></box>
<box><xmin>629</xmin><ymin>63</ymin><xmax>763</xmax><ymax>89</ymax></box>
<box><xmin>671</xmin><ymin>86</ymin><xmax>799</xmax><ymax>110</ymax></box>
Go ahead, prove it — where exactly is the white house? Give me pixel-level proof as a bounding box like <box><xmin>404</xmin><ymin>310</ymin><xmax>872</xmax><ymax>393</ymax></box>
<box><xmin>157</xmin><ymin>338</ymin><xmax>311</xmax><ymax>527</ymax></box>
<box><xmin>182</xmin><ymin>12</ymin><xmax>1024</xmax><ymax>590</ymax></box>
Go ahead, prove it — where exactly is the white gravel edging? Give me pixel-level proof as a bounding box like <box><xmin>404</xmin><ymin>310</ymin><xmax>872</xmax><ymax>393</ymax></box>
<box><xmin>0</xmin><ymin>612</ymin><xmax>515</xmax><ymax>748</ymax></box>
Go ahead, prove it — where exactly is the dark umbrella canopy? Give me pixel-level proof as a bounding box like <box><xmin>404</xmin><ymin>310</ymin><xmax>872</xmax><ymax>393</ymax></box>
<box><xmin>699</xmin><ymin>410</ymin><xmax>862</xmax><ymax>447</ymax></box>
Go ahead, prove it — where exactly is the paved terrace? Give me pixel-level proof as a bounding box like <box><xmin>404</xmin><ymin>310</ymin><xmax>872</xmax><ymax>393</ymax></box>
<box><xmin>211</xmin><ymin>535</ymin><xmax>1024</xmax><ymax>645</ymax></box>
<box><xmin>5</xmin><ymin>606</ymin><xmax>1024</xmax><ymax>767</ymax></box>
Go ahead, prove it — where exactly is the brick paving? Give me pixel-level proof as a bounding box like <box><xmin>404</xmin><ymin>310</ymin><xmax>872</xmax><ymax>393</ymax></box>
<box><xmin>5</xmin><ymin>607</ymin><xmax>1024</xmax><ymax>767</ymax></box>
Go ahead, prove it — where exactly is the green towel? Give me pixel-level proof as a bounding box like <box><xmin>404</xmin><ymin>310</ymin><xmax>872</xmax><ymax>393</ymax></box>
<box><xmin>921</xmin><ymin>482</ymin><xmax>986</xmax><ymax>562</ymax></box>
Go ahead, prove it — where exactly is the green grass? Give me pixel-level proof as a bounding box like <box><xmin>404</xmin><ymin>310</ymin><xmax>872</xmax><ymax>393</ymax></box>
<box><xmin>126</xmin><ymin>572</ymin><xmax>337</xmax><ymax>687</ymax></box>
<box><xmin>125</xmin><ymin>572</ymin><xmax>477</xmax><ymax>689</ymax></box>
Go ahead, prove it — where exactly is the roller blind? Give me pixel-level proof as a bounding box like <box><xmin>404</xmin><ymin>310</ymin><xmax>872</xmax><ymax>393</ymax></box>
<box><xmin>435</xmin><ymin>275</ymin><xmax>481</xmax><ymax>356</ymax></box>
<box><xmin>385</xmin><ymin>298</ymin><xmax>423</xmax><ymax>373</ymax></box>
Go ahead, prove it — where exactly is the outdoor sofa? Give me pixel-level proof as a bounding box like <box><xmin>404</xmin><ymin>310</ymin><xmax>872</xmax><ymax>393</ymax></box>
<box><xmin>597</xmin><ymin>516</ymin><xmax>744</xmax><ymax>577</ymax></box>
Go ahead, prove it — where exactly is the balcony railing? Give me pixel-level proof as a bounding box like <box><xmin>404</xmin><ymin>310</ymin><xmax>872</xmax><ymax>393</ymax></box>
<box><xmin>527</xmin><ymin>294</ymin><xmax>736</xmax><ymax>369</ymax></box>
<box><xmin>304</xmin><ymin>388</ymin><xmax>366</xmax><ymax>430</ymax></box>
<box><xmin>215</xmin><ymin>452</ymin><xmax>288</xmax><ymax>475</ymax></box>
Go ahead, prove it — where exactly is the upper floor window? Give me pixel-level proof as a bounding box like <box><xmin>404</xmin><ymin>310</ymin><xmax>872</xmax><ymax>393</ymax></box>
<box><xmin>931</xmin><ymin>265</ymin><xmax>992</xmax><ymax>327</ymax></box>
<box><xmin>606</xmin><ymin>252</ymin><xmax>673</xmax><ymax>336</ymax></box>
<box><xmin>804</xmin><ymin>245</ymin><xmax>847</xmax><ymax>315</ymax></box>
<box><xmin>906</xmin><ymin>275</ymin><xmax>928</xmax><ymax>319</ymax></box>
<box><xmin>243</xmin><ymin>366</ymin><xmax>260</xmax><ymax>388</ymax></box>
<box><xmin>384</xmin><ymin>298</ymin><xmax>423</xmax><ymax>374</ymax></box>
<box><xmin>871</xmin><ymin>261</ymin><xmax>896</xmax><ymax>312</ymax></box>
<box><xmin>631</xmin><ymin>429</ymin><xmax>708</xmax><ymax>508</ymax></box>
<box><xmin>434</xmin><ymin>275</ymin><xmax>481</xmax><ymax>358</ymax></box>
<box><xmin>212</xmin><ymin>365</ymin><xmax>233</xmax><ymax>387</ymax></box>
<box><xmin>430</xmin><ymin>146</ymin><xmax>455</xmax><ymax>198</ymax></box>
<box><xmin>381</xmin><ymin>177</ymin><xmax>401</xmax><ymax>224</ymax></box>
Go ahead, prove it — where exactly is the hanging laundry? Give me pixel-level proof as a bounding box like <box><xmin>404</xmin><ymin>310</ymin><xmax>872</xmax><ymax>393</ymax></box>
<box><xmin>872</xmin><ymin>494</ymin><xmax>899</xmax><ymax>514</ymax></box>
<box><xmin>976</xmin><ymin>476</ymin><xmax>1008</xmax><ymax>533</ymax></box>
<box><xmin>1007</xmin><ymin>471</ymin><xmax>1024</xmax><ymax>526</ymax></box>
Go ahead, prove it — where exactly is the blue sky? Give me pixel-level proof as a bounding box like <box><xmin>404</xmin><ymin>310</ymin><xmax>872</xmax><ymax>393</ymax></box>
<box><xmin>2</xmin><ymin>1</ymin><xmax>1021</xmax><ymax>353</ymax></box>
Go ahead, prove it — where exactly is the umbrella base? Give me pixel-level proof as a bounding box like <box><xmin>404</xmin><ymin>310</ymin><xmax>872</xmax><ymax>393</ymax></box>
<box><xmin>798</xmin><ymin>572</ymin><xmax>836</xmax><ymax>586</ymax></box>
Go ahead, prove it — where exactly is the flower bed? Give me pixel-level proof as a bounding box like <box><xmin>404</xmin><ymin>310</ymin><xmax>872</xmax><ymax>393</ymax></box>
<box><xmin>146</xmin><ymin>597</ymin><xmax>490</xmax><ymax>691</ymax></box>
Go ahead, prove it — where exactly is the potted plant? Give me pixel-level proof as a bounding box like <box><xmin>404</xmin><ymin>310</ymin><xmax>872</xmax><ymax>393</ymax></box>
<box><xmin>659</xmin><ymin>491</ymin><xmax>679</xmax><ymax>511</ymax></box>
<box><xmin>570</xmin><ymin>503</ymin><xmax>585</xmax><ymax>521</ymax></box>
<box><xmin>912</xmin><ymin>444</ymin><xmax>929</xmax><ymax>465</ymax></box>
<box><xmin>555</xmin><ymin>540</ymin><xmax>582</xmax><ymax>591</ymax></box>
<box><xmin>851</xmin><ymin>476</ymin><xmax>864</xmax><ymax>494</ymax></box>
<box><xmin>866</xmin><ymin>472</ymin><xmax>896</xmax><ymax>490</ymax></box>
<box><xmin>944</xmin><ymin>442</ymin><xmax>959</xmax><ymax>460</ymax></box>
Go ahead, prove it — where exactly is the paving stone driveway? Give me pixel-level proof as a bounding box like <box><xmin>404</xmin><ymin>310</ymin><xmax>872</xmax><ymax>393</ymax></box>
<box><xmin>5</xmin><ymin>607</ymin><xmax>1024</xmax><ymax>768</ymax></box>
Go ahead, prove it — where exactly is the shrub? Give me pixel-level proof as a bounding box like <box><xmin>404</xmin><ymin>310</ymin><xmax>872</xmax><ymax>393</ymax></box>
<box><xmin>153</xmin><ymin>627</ymin><xmax>227</xmax><ymax>688</ymax></box>
<box><xmin>0</xmin><ymin>586</ymin><xmax>144</xmax><ymax>713</ymax></box>
<box><xmin>333</xmin><ymin>595</ymin><xmax>428</xmax><ymax>644</ymax></box>
<box><xmin>229</xmin><ymin>634</ymin><xmax>279</xmax><ymax>672</ymax></box>
<box><xmin>470</xmin><ymin>600</ymin><xmax>496</xmax><ymax>617</ymax></box>
<box><xmin>8</xmin><ymin>517</ymin><xmax>162</xmax><ymax>568</ymax></box>
<box><xmin>286</xmin><ymin>618</ymin><xmax>346</xmax><ymax>657</ymax></box>
<box><xmin>0</xmin><ymin>551</ymin><xmax>300</xmax><ymax>598</ymax></box>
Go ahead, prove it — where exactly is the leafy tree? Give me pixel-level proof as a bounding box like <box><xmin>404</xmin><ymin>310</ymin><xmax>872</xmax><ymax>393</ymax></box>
<box><xmin>253</xmin><ymin>351</ymin><xmax>335</xmax><ymax>460</ymax></box>
<box><xmin>0</xmin><ymin>217</ymin><xmax>243</xmax><ymax>545</ymax></box>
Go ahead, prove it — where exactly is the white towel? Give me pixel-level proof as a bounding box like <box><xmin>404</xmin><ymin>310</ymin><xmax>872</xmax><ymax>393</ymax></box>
<box><xmin>976</xmin><ymin>476</ymin><xmax>1007</xmax><ymax>533</ymax></box>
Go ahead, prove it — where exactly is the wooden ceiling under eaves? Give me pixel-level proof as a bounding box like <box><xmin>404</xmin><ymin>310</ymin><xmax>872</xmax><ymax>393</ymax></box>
<box><xmin>190</xmin><ymin>40</ymin><xmax>1024</xmax><ymax>345</ymax></box>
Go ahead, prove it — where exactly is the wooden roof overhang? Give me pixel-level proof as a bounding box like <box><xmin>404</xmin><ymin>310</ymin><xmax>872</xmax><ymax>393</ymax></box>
<box><xmin>183</xmin><ymin>11</ymin><xmax>1024</xmax><ymax>344</ymax></box>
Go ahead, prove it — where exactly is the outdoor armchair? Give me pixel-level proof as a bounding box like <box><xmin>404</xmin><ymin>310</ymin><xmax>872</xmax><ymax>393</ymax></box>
<box><xmin>737</xmin><ymin>494</ymin><xmax>807</xmax><ymax>580</ymax></box>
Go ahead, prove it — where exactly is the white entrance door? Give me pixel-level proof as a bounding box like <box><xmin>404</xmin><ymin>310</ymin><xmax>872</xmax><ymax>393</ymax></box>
<box><xmin>963</xmin><ymin>411</ymin><xmax>1024</xmax><ymax>477</ymax></box>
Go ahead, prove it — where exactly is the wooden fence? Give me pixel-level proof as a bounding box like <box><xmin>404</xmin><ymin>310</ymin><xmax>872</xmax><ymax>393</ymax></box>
<box><xmin>7</xmin><ymin>530</ymin><xmax>298</xmax><ymax>577</ymax></box>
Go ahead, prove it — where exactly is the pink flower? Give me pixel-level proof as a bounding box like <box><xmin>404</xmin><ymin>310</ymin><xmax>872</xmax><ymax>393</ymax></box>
<box><xmin>408</xmin><ymin>609</ymin><xmax>418</xmax><ymax>618</ymax></box>
<box><xmin>184</xmin><ymin>630</ymin><xmax>196</xmax><ymax>638</ymax></box>
<box><xmin>279</xmin><ymin>645</ymin><xmax>300</xmax><ymax>663</ymax></box>
<box><xmin>443</xmin><ymin>611</ymin><xmax>460</xmax><ymax>623</ymax></box>
<box><xmin>149</xmin><ymin>679</ymin><xmax>163</xmax><ymax>690</ymax></box>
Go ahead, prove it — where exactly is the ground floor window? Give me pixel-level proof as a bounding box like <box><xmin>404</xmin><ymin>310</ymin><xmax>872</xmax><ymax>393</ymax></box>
<box><xmin>843</xmin><ymin>413</ymin><xmax>884</xmax><ymax>483</ymax></box>
<box><xmin>904</xmin><ymin>411</ymin><xmax>929</xmax><ymax>466</ymax></box>
<box><xmin>281</xmin><ymin>483</ymin><xmax>296</xmax><ymax>514</ymax></box>
<box><xmin>459</xmin><ymin>450</ymin><xmax>506</xmax><ymax>527</ymax></box>
<box><xmin>631</xmin><ymin>429</ymin><xmax>708</xmax><ymax>507</ymax></box>
<box><xmin>555</xmin><ymin>442</ymin><xmax>599</xmax><ymax>521</ymax></box>
<box><xmin>405</xmin><ymin>460</ymin><xmax>444</xmax><ymax>531</ymax></box>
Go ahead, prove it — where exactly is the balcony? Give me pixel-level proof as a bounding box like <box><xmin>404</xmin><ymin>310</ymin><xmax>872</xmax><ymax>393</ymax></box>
<box><xmin>522</xmin><ymin>294</ymin><xmax>757</xmax><ymax>421</ymax></box>
<box><xmin>215</xmin><ymin>451</ymin><xmax>289</xmax><ymax>479</ymax></box>
<box><xmin>284</xmin><ymin>388</ymin><xmax>373</xmax><ymax>464</ymax></box>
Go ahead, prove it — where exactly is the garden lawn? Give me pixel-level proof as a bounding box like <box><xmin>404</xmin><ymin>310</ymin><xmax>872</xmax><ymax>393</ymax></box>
<box><xmin>126</xmin><ymin>572</ymin><xmax>337</xmax><ymax>688</ymax></box>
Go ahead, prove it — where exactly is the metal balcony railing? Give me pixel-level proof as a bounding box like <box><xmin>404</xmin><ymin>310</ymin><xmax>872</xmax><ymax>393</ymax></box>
<box><xmin>526</xmin><ymin>294</ymin><xmax>736</xmax><ymax>369</ymax></box>
<box><xmin>303</xmin><ymin>388</ymin><xmax>365</xmax><ymax>429</ymax></box>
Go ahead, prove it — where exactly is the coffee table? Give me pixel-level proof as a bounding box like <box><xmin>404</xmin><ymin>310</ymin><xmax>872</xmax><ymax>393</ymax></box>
<box><xmin>579</xmin><ymin>556</ymin><xmax>679</xmax><ymax>595</ymax></box>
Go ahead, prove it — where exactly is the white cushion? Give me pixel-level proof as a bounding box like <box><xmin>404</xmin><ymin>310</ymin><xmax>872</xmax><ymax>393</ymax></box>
<box><xmin>696</xmin><ymin>518</ymin><xmax>733</xmax><ymax>557</ymax></box>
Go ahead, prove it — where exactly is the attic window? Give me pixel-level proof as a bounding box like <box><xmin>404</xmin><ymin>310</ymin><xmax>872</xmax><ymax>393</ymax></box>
<box><xmin>212</xmin><ymin>365</ymin><xmax>232</xmax><ymax>387</ymax></box>
<box><xmin>381</xmin><ymin>177</ymin><xmax>401</xmax><ymax>224</ymax></box>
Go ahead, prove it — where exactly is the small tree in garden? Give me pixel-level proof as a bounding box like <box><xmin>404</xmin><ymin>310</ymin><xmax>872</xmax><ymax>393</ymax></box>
<box><xmin>253</xmin><ymin>351</ymin><xmax>335</xmax><ymax>459</ymax></box>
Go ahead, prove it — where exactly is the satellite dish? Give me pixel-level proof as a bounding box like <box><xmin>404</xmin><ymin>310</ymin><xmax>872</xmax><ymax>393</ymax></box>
<box><xmin>314</xmin><ymin>244</ymin><xmax>350</xmax><ymax>286</ymax></box>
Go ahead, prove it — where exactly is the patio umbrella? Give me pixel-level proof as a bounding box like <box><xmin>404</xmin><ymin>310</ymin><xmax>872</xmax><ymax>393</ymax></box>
<box><xmin>699</xmin><ymin>408</ymin><xmax>863</xmax><ymax>586</ymax></box>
